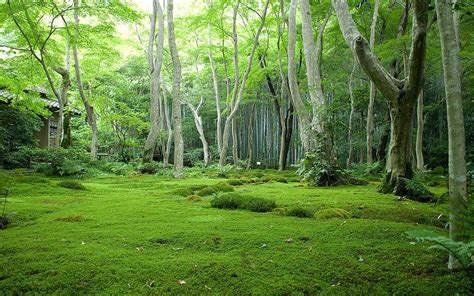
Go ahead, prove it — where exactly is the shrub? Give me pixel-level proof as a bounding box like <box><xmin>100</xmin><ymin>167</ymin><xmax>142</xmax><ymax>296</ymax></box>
<box><xmin>227</xmin><ymin>179</ymin><xmax>244</xmax><ymax>186</ymax></box>
<box><xmin>183</xmin><ymin>148</ymin><xmax>204</xmax><ymax>167</ymax></box>
<box><xmin>102</xmin><ymin>162</ymin><xmax>136</xmax><ymax>175</ymax></box>
<box><xmin>58</xmin><ymin>180</ymin><xmax>86</xmax><ymax>190</ymax></box>
<box><xmin>315</xmin><ymin>208</ymin><xmax>351</xmax><ymax>219</ymax></box>
<box><xmin>30</xmin><ymin>148</ymin><xmax>90</xmax><ymax>176</ymax></box>
<box><xmin>395</xmin><ymin>178</ymin><xmax>433</xmax><ymax>202</ymax></box>
<box><xmin>211</xmin><ymin>193</ymin><xmax>243</xmax><ymax>209</ymax></box>
<box><xmin>172</xmin><ymin>188</ymin><xmax>194</xmax><ymax>197</ymax></box>
<box><xmin>286</xmin><ymin>206</ymin><xmax>314</xmax><ymax>218</ymax></box>
<box><xmin>432</xmin><ymin>166</ymin><xmax>445</xmax><ymax>175</ymax></box>
<box><xmin>187</xmin><ymin>195</ymin><xmax>203</xmax><ymax>202</ymax></box>
<box><xmin>138</xmin><ymin>161</ymin><xmax>161</xmax><ymax>174</ymax></box>
<box><xmin>242</xmin><ymin>197</ymin><xmax>276</xmax><ymax>213</ymax></box>
<box><xmin>297</xmin><ymin>147</ymin><xmax>350</xmax><ymax>186</ymax></box>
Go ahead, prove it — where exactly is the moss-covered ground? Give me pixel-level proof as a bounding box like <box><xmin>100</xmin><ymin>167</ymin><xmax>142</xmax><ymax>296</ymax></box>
<box><xmin>0</xmin><ymin>169</ymin><xmax>471</xmax><ymax>295</ymax></box>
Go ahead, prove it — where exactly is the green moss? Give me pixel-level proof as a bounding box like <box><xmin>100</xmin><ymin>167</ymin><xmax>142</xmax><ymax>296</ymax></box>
<box><xmin>55</xmin><ymin>215</ymin><xmax>84</xmax><ymax>222</ymax></box>
<box><xmin>196</xmin><ymin>186</ymin><xmax>217</xmax><ymax>196</ymax></box>
<box><xmin>57</xmin><ymin>180</ymin><xmax>86</xmax><ymax>190</ymax></box>
<box><xmin>187</xmin><ymin>195</ymin><xmax>203</xmax><ymax>202</ymax></box>
<box><xmin>315</xmin><ymin>208</ymin><xmax>351</xmax><ymax>219</ymax></box>
<box><xmin>242</xmin><ymin>197</ymin><xmax>276</xmax><ymax>213</ymax></box>
<box><xmin>275</xmin><ymin>177</ymin><xmax>288</xmax><ymax>183</ymax></box>
<box><xmin>210</xmin><ymin>193</ymin><xmax>243</xmax><ymax>209</ymax></box>
<box><xmin>227</xmin><ymin>179</ymin><xmax>244</xmax><ymax>186</ymax></box>
<box><xmin>171</xmin><ymin>187</ymin><xmax>194</xmax><ymax>197</ymax></box>
<box><xmin>211</xmin><ymin>182</ymin><xmax>234</xmax><ymax>193</ymax></box>
<box><xmin>286</xmin><ymin>207</ymin><xmax>314</xmax><ymax>218</ymax></box>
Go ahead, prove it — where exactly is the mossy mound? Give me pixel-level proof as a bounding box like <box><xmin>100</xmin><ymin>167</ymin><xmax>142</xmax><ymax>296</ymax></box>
<box><xmin>187</xmin><ymin>195</ymin><xmax>203</xmax><ymax>202</ymax></box>
<box><xmin>275</xmin><ymin>177</ymin><xmax>288</xmax><ymax>183</ymax></box>
<box><xmin>196</xmin><ymin>182</ymin><xmax>235</xmax><ymax>196</ymax></box>
<box><xmin>55</xmin><ymin>215</ymin><xmax>84</xmax><ymax>222</ymax></box>
<box><xmin>58</xmin><ymin>180</ymin><xmax>86</xmax><ymax>190</ymax></box>
<box><xmin>227</xmin><ymin>179</ymin><xmax>244</xmax><ymax>186</ymax></box>
<box><xmin>315</xmin><ymin>208</ymin><xmax>351</xmax><ymax>219</ymax></box>
<box><xmin>286</xmin><ymin>207</ymin><xmax>314</xmax><ymax>218</ymax></box>
<box><xmin>211</xmin><ymin>193</ymin><xmax>243</xmax><ymax>209</ymax></box>
<box><xmin>242</xmin><ymin>197</ymin><xmax>276</xmax><ymax>213</ymax></box>
<box><xmin>211</xmin><ymin>193</ymin><xmax>276</xmax><ymax>213</ymax></box>
<box><xmin>172</xmin><ymin>188</ymin><xmax>195</xmax><ymax>197</ymax></box>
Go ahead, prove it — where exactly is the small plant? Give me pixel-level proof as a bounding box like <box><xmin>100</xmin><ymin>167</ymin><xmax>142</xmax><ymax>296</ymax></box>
<box><xmin>211</xmin><ymin>193</ymin><xmax>243</xmax><ymax>209</ymax></box>
<box><xmin>58</xmin><ymin>180</ymin><xmax>86</xmax><ymax>190</ymax></box>
<box><xmin>315</xmin><ymin>208</ymin><xmax>351</xmax><ymax>219</ymax></box>
<box><xmin>286</xmin><ymin>206</ymin><xmax>314</xmax><ymax>218</ymax></box>
<box><xmin>394</xmin><ymin>178</ymin><xmax>433</xmax><ymax>202</ymax></box>
<box><xmin>406</xmin><ymin>230</ymin><xmax>474</xmax><ymax>271</ymax></box>
<box><xmin>138</xmin><ymin>161</ymin><xmax>161</xmax><ymax>174</ymax></box>
<box><xmin>242</xmin><ymin>197</ymin><xmax>276</xmax><ymax>213</ymax></box>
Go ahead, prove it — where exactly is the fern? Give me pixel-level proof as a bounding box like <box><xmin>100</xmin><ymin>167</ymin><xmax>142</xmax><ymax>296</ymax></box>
<box><xmin>406</xmin><ymin>230</ymin><xmax>474</xmax><ymax>270</ymax></box>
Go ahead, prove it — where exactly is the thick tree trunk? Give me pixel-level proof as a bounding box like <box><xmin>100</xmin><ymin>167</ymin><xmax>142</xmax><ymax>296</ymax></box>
<box><xmin>435</xmin><ymin>0</ymin><xmax>468</xmax><ymax>270</ymax></box>
<box><xmin>415</xmin><ymin>89</ymin><xmax>425</xmax><ymax>170</ymax></box>
<box><xmin>143</xmin><ymin>0</ymin><xmax>165</xmax><ymax>163</ymax></box>
<box><xmin>366</xmin><ymin>0</ymin><xmax>380</xmax><ymax>164</ymax></box>
<box><xmin>347</xmin><ymin>60</ymin><xmax>357</xmax><ymax>167</ymax></box>
<box><xmin>167</xmin><ymin>0</ymin><xmax>184</xmax><ymax>178</ymax></box>
<box><xmin>376</xmin><ymin>111</ymin><xmax>390</xmax><ymax>162</ymax></box>
<box><xmin>333</xmin><ymin>0</ymin><xmax>428</xmax><ymax>196</ymax></box>
<box><xmin>72</xmin><ymin>0</ymin><xmax>98</xmax><ymax>159</ymax></box>
<box><xmin>288</xmin><ymin>0</ymin><xmax>311</xmax><ymax>152</ymax></box>
<box><xmin>219</xmin><ymin>0</ymin><xmax>269</xmax><ymax>169</ymax></box>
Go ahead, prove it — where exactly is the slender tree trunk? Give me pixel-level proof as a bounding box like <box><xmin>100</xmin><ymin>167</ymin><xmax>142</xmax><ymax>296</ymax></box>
<box><xmin>415</xmin><ymin>89</ymin><xmax>425</xmax><ymax>170</ymax></box>
<box><xmin>366</xmin><ymin>0</ymin><xmax>380</xmax><ymax>164</ymax></box>
<box><xmin>163</xmin><ymin>86</ymin><xmax>172</xmax><ymax>167</ymax></box>
<box><xmin>435</xmin><ymin>0</ymin><xmax>468</xmax><ymax>270</ymax></box>
<box><xmin>167</xmin><ymin>0</ymin><xmax>184</xmax><ymax>178</ymax></box>
<box><xmin>288</xmin><ymin>0</ymin><xmax>311</xmax><ymax>152</ymax></box>
<box><xmin>143</xmin><ymin>0</ymin><xmax>165</xmax><ymax>163</ymax></box>
<box><xmin>72</xmin><ymin>0</ymin><xmax>98</xmax><ymax>159</ymax></box>
<box><xmin>232</xmin><ymin>119</ymin><xmax>239</xmax><ymax>164</ymax></box>
<box><xmin>208</xmin><ymin>24</ymin><xmax>222</xmax><ymax>154</ymax></box>
<box><xmin>347</xmin><ymin>60</ymin><xmax>357</xmax><ymax>167</ymax></box>
<box><xmin>186</xmin><ymin>99</ymin><xmax>210</xmax><ymax>166</ymax></box>
<box><xmin>247</xmin><ymin>104</ymin><xmax>256</xmax><ymax>169</ymax></box>
<box><xmin>219</xmin><ymin>0</ymin><xmax>270</xmax><ymax>169</ymax></box>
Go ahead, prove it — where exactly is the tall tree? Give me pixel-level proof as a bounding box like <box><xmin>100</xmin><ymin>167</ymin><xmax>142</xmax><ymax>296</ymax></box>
<box><xmin>72</xmin><ymin>0</ymin><xmax>98</xmax><ymax>159</ymax></box>
<box><xmin>366</xmin><ymin>0</ymin><xmax>380</xmax><ymax>164</ymax></box>
<box><xmin>167</xmin><ymin>0</ymin><xmax>184</xmax><ymax>178</ymax></box>
<box><xmin>415</xmin><ymin>89</ymin><xmax>425</xmax><ymax>170</ymax></box>
<box><xmin>143</xmin><ymin>0</ymin><xmax>165</xmax><ymax>163</ymax></box>
<box><xmin>218</xmin><ymin>0</ymin><xmax>270</xmax><ymax>169</ymax></box>
<box><xmin>332</xmin><ymin>0</ymin><xmax>428</xmax><ymax>196</ymax></box>
<box><xmin>435</xmin><ymin>0</ymin><xmax>468</xmax><ymax>270</ymax></box>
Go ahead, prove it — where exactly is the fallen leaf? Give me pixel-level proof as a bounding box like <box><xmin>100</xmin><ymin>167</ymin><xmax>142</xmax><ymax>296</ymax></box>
<box><xmin>177</xmin><ymin>280</ymin><xmax>186</xmax><ymax>285</ymax></box>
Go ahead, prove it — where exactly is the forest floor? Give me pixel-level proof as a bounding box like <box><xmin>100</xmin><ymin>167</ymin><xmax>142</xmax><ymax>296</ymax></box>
<box><xmin>0</xmin><ymin>168</ymin><xmax>472</xmax><ymax>295</ymax></box>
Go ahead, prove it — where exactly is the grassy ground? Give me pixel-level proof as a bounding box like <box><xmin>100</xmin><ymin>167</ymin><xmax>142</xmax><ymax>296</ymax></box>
<box><xmin>0</xmin><ymin>169</ymin><xmax>471</xmax><ymax>295</ymax></box>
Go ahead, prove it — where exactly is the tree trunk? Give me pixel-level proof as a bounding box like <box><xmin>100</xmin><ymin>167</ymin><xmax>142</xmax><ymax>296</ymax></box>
<box><xmin>366</xmin><ymin>0</ymin><xmax>380</xmax><ymax>164</ymax></box>
<box><xmin>376</xmin><ymin>110</ymin><xmax>390</xmax><ymax>162</ymax></box>
<box><xmin>347</xmin><ymin>60</ymin><xmax>357</xmax><ymax>167</ymax></box>
<box><xmin>143</xmin><ymin>0</ymin><xmax>165</xmax><ymax>163</ymax></box>
<box><xmin>435</xmin><ymin>0</ymin><xmax>468</xmax><ymax>270</ymax></box>
<box><xmin>186</xmin><ymin>99</ymin><xmax>210</xmax><ymax>166</ymax></box>
<box><xmin>288</xmin><ymin>0</ymin><xmax>311</xmax><ymax>152</ymax></box>
<box><xmin>232</xmin><ymin>118</ymin><xmax>239</xmax><ymax>164</ymax></box>
<box><xmin>72</xmin><ymin>0</ymin><xmax>98</xmax><ymax>159</ymax></box>
<box><xmin>333</xmin><ymin>0</ymin><xmax>428</xmax><ymax>196</ymax></box>
<box><xmin>218</xmin><ymin>0</ymin><xmax>270</xmax><ymax>169</ymax></box>
<box><xmin>208</xmin><ymin>23</ymin><xmax>222</xmax><ymax>155</ymax></box>
<box><xmin>167</xmin><ymin>0</ymin><xmax>184</xmax><ymax>178</ymax></box>
<box><xmin>415</xmin><ymin>89</ymin><xmax>424</xmax><ymax>170</ymax></box>
<box><xmin>247</xmin><ymin>104</ymin><xmax>256</xmax><ymax>169</ymax></box>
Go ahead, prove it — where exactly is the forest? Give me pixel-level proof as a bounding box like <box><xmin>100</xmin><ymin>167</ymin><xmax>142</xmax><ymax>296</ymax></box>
<box><xmin>0</xmin><ymin>0</ymin><xmax>473</xmax><ymax>294</ymax></box>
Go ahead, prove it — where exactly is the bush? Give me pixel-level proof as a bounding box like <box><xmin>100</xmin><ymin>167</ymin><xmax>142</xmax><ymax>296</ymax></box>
<box><xmin>242</xmin><ymin>197</ymin><xmax>276</xmax><ymax>213</ymax></box>
<box><xmin>315</xmin><ymin>208</ymin><xmax>351</xmax><ymax>219</ymax></box>
<box><xmin>183</xmin><ymin>148</ymin><xmax>204</xmax><ymax>167</ymax></box>
<box><xmin>211</xmin><ymin>193</ymin><xmax>243</xmax><ymax>209</ymax></box>
<box><xmin>432</xmin><ymin>166</ymin><xmax>445</xmax><ymax>175</ymax></box>
<box><xmin>25</xmin><ymin>148</ymin><xmax>91</xmax><ymax>176</ymax></box>
<box><xmin>138</xmin><ymin>161</ymin><xmax>161</xmax><ymax>174</ymax></box>
<box><xmin>58</xmin><ymin>180</ymin><xmax>86</xmax><ymax>190</ymax></box>
<box><xmin>395</xmin><ymin>178</ymin><xmax>433</xmax><ymax>202</ymax></box>
<box><xmin>102</xmin><ymin>162</ymin><xmax>136</xmax><ymax>175</ymax></box>
<box><xmin>286</xmin><ymin>206</ymin><xmax>314</xmax><ymax>218</ymax></box>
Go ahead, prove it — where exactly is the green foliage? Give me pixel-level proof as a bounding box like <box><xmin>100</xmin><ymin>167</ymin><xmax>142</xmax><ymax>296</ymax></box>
<box><xmin>183</xmin><ymin>148</ymin><xmax>204</xmax><ymax>167</ymax></box>
<box><xmin>395</xmin><ymin>178</ymin><xmax>433</xmax><ymax>202</ymax></box>
<box><xmin>315</xmin><ymin>208</ymin><xmax>351</xmax><ymax>219</ymax></box>
<box><xmin>297</xmin><ymin>148</ymin><xmax>351</xmax><ymax>186</ymax></box>
<box><xmin>57</xmin><ymin>180</ymin><xmax>86</xmax><ymax>191</ymax></box>
<box><xmin>211</xmin><ymin>193</ymin><xmax>276</xmax><ymax>213</ymax></box>
<box><xmin>196</xmin><ymin>186</ymin><xmax>217</xmax><ymax>196</ymax></box>
<box><xmin>172</xmin><ymin>188</ymin><xmax>194</xmax><ymax>197</ymax></box>
<box><xmin>406</xmin><ymin>230</ymin><xmax>474</xmax><ymax>271</ymax></box>
<box><xmin>100</xmin><ymin>162</ymin><xmax>137</xmax><ymax>176</ymax></box>
<box><xmin>286</xmin><ymin>207</ymin><xmax>314</xmax><ymax>218</ymax></box>
<box><xmin>137</xmin><ymin>161</ymin><xmax>161</xmax><ymax>175</ymax></box>
<box><xmin>187</xmin><ymin>195</ymin><xmax>203</xmax><ymax>202</ymax></box>
<box><xmin>227</xmin><ymin>179</ymin><xmax>244</xmax><ymax>186</ymax></box>
<box><xmin>432</xmin><ymin>166</ymin><xmax>445</xmax><ymax>175</ymax></box>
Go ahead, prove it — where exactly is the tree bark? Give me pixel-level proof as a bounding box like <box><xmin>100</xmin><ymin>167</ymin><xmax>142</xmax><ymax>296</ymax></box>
<box><xmin>143</xmin><ymin>0</ymin><xmax>165</xmax><ymax>163</ymax></box>
<box><xmin>167</xmin><ymin>0</ymin><xmax>184</xmax><ymax>178</ymax></box>
<box><xmin>366</xmin><ymin>0</ymin><xmax>380</xmax><ymax>164</ymax></box>
<box><xmin>435</xmin><ymin>0</ymin><xmax>468</xmax><ymax>270</ymax></box>
<box><xmin>347</xmin><ymin>60</ymin><xmax>357</xmax><ymax>167</ymax></box>
<box><xmin>186</xmin><ymin>98</ymin><xmax>210</xmax><ymax>166</ymax></box>
<box><xmin>415</xmin><ymin>89</ymin><xmax>424</xmax><ymax>170</ymax></box>
<box><xmin>288</xmin><ymin>0</ymin><xmax>311</xmax><ymax>152</ymax></box>
<box><xmin>208</xmin><ymin>23</ymin><xmax>222</xmax><ymax>155</ymax></box>
<box><xmin>218</xmin><ymin>0</ymin><xmax>270</xmax><ymax>169</ymax></box>
<box><xmin>333</xmin><ymin>0</ymin><xmax>428</xmax><ymax>195</ymax></box>
<box><xmin>72</xmin><ymin>0</ymin><xmax>98</xmax><ymax>159</ymax></box>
